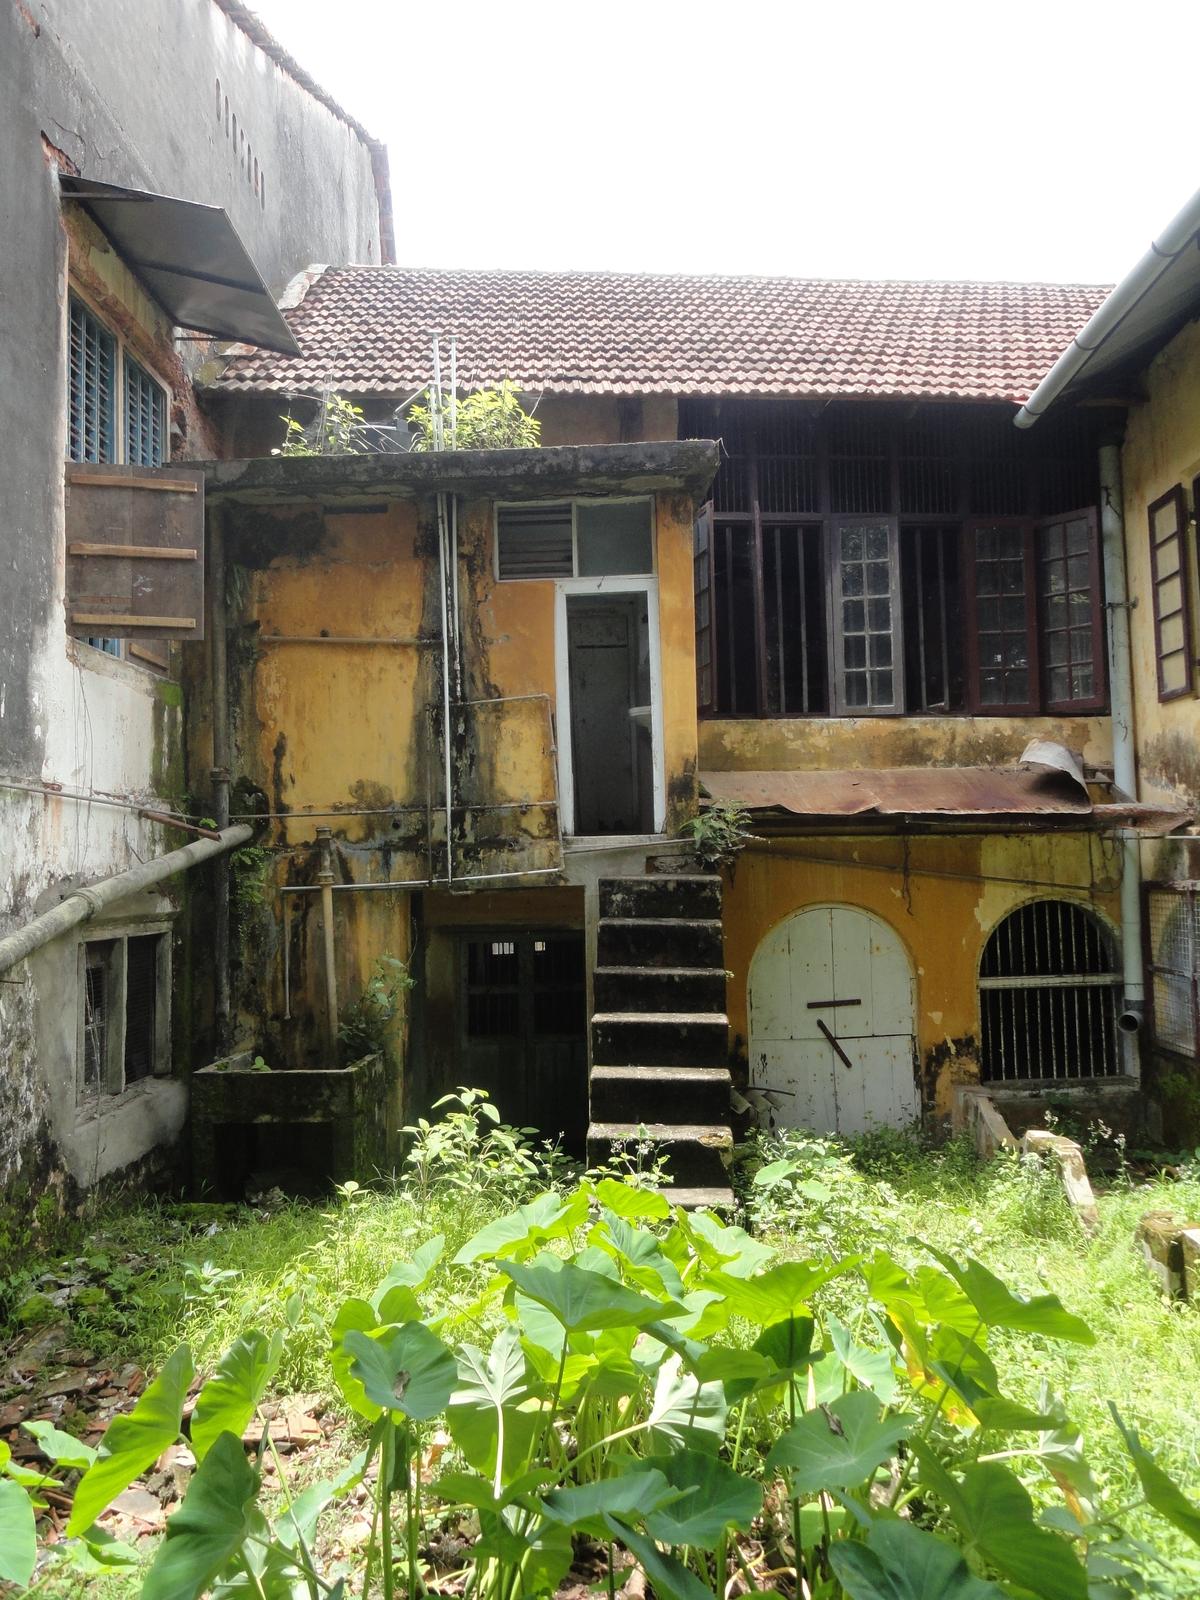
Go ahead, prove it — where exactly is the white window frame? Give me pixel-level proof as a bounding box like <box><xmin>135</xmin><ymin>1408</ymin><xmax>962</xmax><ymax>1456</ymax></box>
<box><xmin>554</xmin><ymin>574</ymin><xmax>666</xmax><ymax>839</ymax></box>
<box><xmin>67</xmin><ymin>284</ymin><xmax>173</xmax><ymax>672</ymax></box>
<box><xmin>77</xmin><ymin>922</ymin><xmax>172</xmax><ymax>1101</ymax></box>
<box><xmin>493</xmin><ymin>495</ymin><xmax>657</xmax><ymax>583</ymax></box>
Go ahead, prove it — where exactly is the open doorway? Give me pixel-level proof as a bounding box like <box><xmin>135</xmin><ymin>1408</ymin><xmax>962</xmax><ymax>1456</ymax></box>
<box><xmin>566</xmin><ymin>592</ymin><xmax>654</xmax><ymax>835</ymax></box>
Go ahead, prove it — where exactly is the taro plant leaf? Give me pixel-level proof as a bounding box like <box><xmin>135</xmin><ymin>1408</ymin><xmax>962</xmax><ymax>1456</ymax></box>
<box><xmin>474</xmin><ymin>1506</ymin><xmax>574</xmax><ymax>1596</ymax></box>
<box><xmin>0</xmin><ymin>1478</ymin><xmax>37</xmax><ymax>1589</ymax></box>
<box><xmin>191</xmin><ymin>1329</ymin><xmax>284</xmax><ymax>1461</ymax></box>
<box><xmin>864</xmin><ymin>1252</ymin><xmax>978</xmax><ymax>1335</ymax></box>
<box><xmin>540</xmin><ymin>1468</ymin><xmax>676</xmax><ymax>1538</ymax></box>
<box><xmin>643</xmin><ymin>1449</ymin><xmax>762</xmax><ymax>1546</ymax></box>
<box><xmin>447</xmin><ymin>1327</ymin><xmax>539</xmax><ymax>1484</ymax></box>
<box><xmin>608</xmin><ymin>1517</ymin><xmax>714</xmax><ymax>1600</ymax></box>
<box><xmin>330</xmin><ymin>1298</ymin><xmax>380</xmax><ymax>1420</ymax></box>
<box><xmin>68</xmin><ymin>1343</ymin><xmax>194</xmax><ymax>1536</ymax></box>
<box><xmin>373</xmin><ymin>1235</ymin><xmax>445</xmax><ymax>1295</ymax></box>
<box><xmin>454</xmin><ymin>1190</ymin><xmax>588</xmax><ymax>1265</ymax></box>
<box><xmin>1111</xmin><ymin>1404</ymin><xmax>1200</xmax><ymax>1547</ymax></box>
<box><xmin>927</xmin><ymin>1360</ymin><xmax>1058</xmax><ymax>1433</ymax></box>
<box><xmin>916</xmin><ymin>1452</ymin><xmax>1088</xmax><ymax>1600</ymax></box>
<box><xmin>691</xmin><ymin>1346</ymin><xmax>773</xmax><ymax>1403</ymax></box>
<box><xmin>767</xmin><ymin>1389</ymin><xmax>915</xmax><ymax>1494</ymax></box>
<box><xmin>646</xmin><ymin>1353</ymin><xmax>727</xmax><ymax>1454</ymax></box>
<box><xmin>677</xmin><ymin>1209</ymin><xmax>776</xmax><ymax>1278</ymax></box>
<box><xmin>23</xmin><ymin>1419</ymin><xmax>97</xmax><ymax>1469</ymax></box>
<box><xmin>707</xmin><ymin>1257</ymin><xmax>858</xmax><ymax>1326</ymax></box>
<box><xmin>500</xmin><ymin>1254</ymin><xmax>682</xmax><ymax>1331</ymax></box>
<box><xmin>826</xmin><ymin>1311</ymin><xmax>898</xmax><ymax>1402</ymax></box>
<box><xmin>592</xmin><ymin>1177</ymin><xmax>671</xmax><ymax>1221</ymax></box>
<box><xmin>596</xmin><ymin>1212</ymin><xmax>686</xmax><ymax>1299</ymax></box>
<box><xmin>753</xmin><ymin>1312</ymin><xmax>816</xmax><ymax>1378</ymax></box>
<box><xmin>345</xmin><ymin>1322</ymin><xmax>457</xmax><ymax>1421</ymax></box>
<box><xmin>374</xmin><ymin>1283</ymin><xmax>423</xmax><ymax>1326</ymax></box>
<box><xmin>141</xmin><ymin>1431</ymin><xmax>259</xmax><ymax>1600</ymax></box>
<box><xmin>920</xmin><ymin>1244</ymin><xmax>1094</xmax><ymax>1345</ymax></box>
<box><xmin>830</xmin><ymin>1517</ymin><xmax>1007</xmax><ymax>1600</ymax></box>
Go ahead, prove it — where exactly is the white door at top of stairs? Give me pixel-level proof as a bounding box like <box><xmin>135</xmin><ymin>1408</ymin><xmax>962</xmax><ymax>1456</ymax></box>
<box><xmin>748</xmin><ymin>905</ymin><xmax>919</xmax><ymax>1135</ymax></box>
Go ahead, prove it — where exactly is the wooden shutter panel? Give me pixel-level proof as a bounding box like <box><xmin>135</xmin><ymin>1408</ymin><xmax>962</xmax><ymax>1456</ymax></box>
<box><xmin>1149</xmin><ymin>485</ymin><xmax>1194</xmax><ymax>702</ymax></box>
<box><xmin>694</xmin><ymin>501</ymin><xmax>717</xmax><ymax>714</ymax></box>
<box><xmin>65</xmin><ymin>462</ymin><xmax>205</xmax><ymax>641</ymax></box>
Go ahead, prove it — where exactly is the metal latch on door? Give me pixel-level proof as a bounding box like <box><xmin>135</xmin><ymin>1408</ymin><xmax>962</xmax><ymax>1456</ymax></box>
<box><xmin>815</xmin><ymin>1017</ymin><xmax>856</xmax><ymax>1072</ymax></box>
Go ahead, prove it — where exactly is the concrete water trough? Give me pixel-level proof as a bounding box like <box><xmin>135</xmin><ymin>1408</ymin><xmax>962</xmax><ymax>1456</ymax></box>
<box><xmin>190</xmin><ymin>1050</ymin><xmax>388</xmax><ymax>1198</ymax></box>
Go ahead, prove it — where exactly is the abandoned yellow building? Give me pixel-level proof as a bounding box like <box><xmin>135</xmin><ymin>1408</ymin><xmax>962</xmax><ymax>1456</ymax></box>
<box><xmin>173</xmin><ymin>265</ymin><xmax>1193</xmax><ymax>1203</ymax></box>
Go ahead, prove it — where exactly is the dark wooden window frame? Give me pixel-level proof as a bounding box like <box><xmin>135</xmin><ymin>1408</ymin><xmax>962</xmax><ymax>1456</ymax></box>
<box><xmin>1148</xmin><ymin>485</ymin><xmax>1195</xmax><ymax>703</ymax></box>
<box><xmin>963</xmin><ymin>517</ymin><xmax>1041</xmax><ymax>716</ymax></box>
<box><xmin>1037</xmin><ymin>506</ymin><xmax>1107</xmax><ymax>715</ymax></box>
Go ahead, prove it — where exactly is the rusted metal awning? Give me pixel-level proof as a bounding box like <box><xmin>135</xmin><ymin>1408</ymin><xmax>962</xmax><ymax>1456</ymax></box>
<box><xmin>61</xmin><ymin>176</ymin><xmax>301</xmax><ymax>356</ymax></box>
<box><xmin>699</xmin><ymin>766</ymin><xmax>1191</xmax><ymax>835</ymax></box>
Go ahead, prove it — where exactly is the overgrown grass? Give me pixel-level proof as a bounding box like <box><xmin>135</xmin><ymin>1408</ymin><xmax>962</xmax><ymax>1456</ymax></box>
<box><xmin>743</xmin><ymin>1126</ymin><xmax>1200</xmax><ymax>1564</ymax></box>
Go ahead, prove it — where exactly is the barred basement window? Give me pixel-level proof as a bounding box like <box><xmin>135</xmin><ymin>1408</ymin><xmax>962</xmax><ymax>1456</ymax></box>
<box><xmin>78</xmin><ymin>929</ymin><xmax>170</xmax><ymax>1099</ymax></box>
<box><xmin>979</xmin><ymin>901</ymin><xmax>1121</xmax><ymax>1082</ymax></box>
<box><xmin>1147</xmin><ymin>886</ymin><xmax>1200</xmax><ymax>1058</ymax></box>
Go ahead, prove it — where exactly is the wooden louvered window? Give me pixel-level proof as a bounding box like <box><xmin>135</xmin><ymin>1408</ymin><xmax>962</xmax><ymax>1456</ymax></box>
<box><xmin>68</xmin><ymin>298</ymin><xmax>116</xmax><ymax>465</ymax></box>
<box><xmin>1148</xmin><ymin>486</ymin><xmax>1194</xmax><ymax>702</ymax></box>
<box><xmin>495</xmin><ymin>499</ymin><xmax>653</xmax><ymax>580</ymax></box>
<box><xmin>124</xmin><ymin>355</ymin><xmax>166</xmax><ymax>468</ymax></box>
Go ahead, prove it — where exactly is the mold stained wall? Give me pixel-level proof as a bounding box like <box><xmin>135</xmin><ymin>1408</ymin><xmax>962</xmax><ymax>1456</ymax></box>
<box><xmin>1120</xmin><ymin>316</ymin><xmax>1200</xmax><ymax>817</ymax></box>
<box><xmin>0</xmin><ymin>0</ymin><xmax>385</xmax><ymax>1195</ymax></box>
<box><xmin>720</xmin><ymin>832</ymin><xmax>1124</xmax><ymax>1118</ymax></box>
<box><xmin>213</xmin><ymin>487</ymin><xmax>699</xmax><ymax>1093</ymax></box>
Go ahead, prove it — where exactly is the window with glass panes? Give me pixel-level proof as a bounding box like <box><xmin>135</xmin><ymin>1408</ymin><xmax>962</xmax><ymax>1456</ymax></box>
<box><xmin>1148</xmin><ymin>487</ymin><xmax>1193</xmax><ymax>702</ymax></box>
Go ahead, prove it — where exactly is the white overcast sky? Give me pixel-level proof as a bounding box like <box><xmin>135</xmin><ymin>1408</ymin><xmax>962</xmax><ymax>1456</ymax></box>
<box><xmin>250</xmin><ymin>0</ymin><xmax>1200</xmax><ymax>286</ymax></box>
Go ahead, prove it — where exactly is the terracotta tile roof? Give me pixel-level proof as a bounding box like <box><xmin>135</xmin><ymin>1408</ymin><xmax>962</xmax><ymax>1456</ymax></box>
<box><xmin>212</xmin><ymin>266</ymin><xmax>1112</xmax><ymax>403</ymax></box>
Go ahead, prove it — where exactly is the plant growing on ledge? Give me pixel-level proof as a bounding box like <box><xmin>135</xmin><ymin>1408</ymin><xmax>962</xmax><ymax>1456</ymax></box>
<box><xmin>338</xmin><ymin>954</ymin><xmax>414</xmax><ymax>1065</ymax></box>
<box><xmin>407</xmin><ymin>380</ymin><xmax>540</xmax><ymax>452</ymax></box>
<box><xmin>274</xmin><ymin>391</ymin><xmax>373</xmax><ymax>455</ymax></box>
<box><xmin>682</xmin><ymin>800</ymin><xmax>755</xmax><ymax>866</ymax></box>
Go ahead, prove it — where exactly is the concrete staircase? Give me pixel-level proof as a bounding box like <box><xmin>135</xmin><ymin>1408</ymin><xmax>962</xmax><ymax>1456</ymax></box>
<box><xmin>587</xmin><ymin>873</ymin><xmax>734</xmax><ymax>1210</ymax></box>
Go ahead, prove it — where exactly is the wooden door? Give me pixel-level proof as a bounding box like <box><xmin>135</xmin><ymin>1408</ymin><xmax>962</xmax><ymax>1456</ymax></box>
<box><xmin>748</xmin><ymin>907</ymin><xmax>918</xmax><ymax>1134</ymax></box>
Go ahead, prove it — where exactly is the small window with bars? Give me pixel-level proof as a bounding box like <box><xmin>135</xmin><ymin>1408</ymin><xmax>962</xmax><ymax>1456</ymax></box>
<box><xmin>78</xmin><ymin>930</ymin><xmax>169</xmax><ymax>1099</ymax></box>
<box><xmin>1147</xmin><ymin>886</ymin><xmax>1200</xmax><ymax>1059</ymax></box>
<box><xmin>1148</xmin><ymin>486</ymin><xmax>1194</xmax><ymax>702</ymax></box>
<box><xmin>979</xmin><ymin>900</ymin><xmax>1122</xmax><ymax>1083</ymax></box>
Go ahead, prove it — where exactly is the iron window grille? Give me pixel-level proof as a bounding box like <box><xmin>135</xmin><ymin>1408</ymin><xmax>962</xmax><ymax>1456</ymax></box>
<box><xmin>978</xmin><ymin>900</ymin><xmax>1122</xmax><ymax>1083</ymax></box>
<box><xmin>78</xmin><ymin>927</ymin><xmax>171</xmax><ymax>1100</ymax></box>
<box><xmin>1147</xmin><ymin>486</ymin><xmax>1195</xmax><ymax>702</ymax></box>
<box><xmin>1146</xmin><ymin>884</ymin><xmax>1200</xmax><ymax>1059</ymax></box>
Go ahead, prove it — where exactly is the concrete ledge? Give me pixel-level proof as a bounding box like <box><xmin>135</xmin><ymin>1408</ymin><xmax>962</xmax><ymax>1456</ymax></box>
<box><xmin>952</xmin><ymin>1086</ymin><xmax>1018</xmax><ymax>1158</ymax></box>
<box><xmin>1138</xmin><ymin>1212</ymin><xmax>1200</xmax><ymax>1299</ymax></box>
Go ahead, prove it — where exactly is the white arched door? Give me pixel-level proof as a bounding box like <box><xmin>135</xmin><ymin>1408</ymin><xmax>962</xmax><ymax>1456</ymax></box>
<box><xmin>749</xmin><ymin>906</ymin><xmax>919</xmax><ymax>1134</ymax></box>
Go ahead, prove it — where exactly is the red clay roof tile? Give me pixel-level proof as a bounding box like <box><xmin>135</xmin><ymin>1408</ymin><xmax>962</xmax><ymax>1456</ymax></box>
<box><xmin>213</xmin><ymin>266</ymin><xmax>1111</xmax><ymax>404</ymax></box>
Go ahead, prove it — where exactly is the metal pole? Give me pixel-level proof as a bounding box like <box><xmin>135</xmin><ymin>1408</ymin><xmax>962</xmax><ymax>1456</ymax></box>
<box><xmin>209</xmin><ymin>509</ymin><xmax>233</xmax><ymax>1051</ymax></box>
<box><xmin>1099</xmin><ymin>441</ymin><xmax>1145</xmax><ymax>1063</ymax></box>
<box><xmin>316</xmin><ymin>826</ymin><xmax>339</xmax><ymax>1059</ymax></box>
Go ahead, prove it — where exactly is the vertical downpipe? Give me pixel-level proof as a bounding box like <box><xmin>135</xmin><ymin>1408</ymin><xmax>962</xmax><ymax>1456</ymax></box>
<box><xmin>316</xmin><ymin>826</ymin><xmax>339</xmax><ymax>1059</ymax></box>
<box><xmin>209</xmin><ymin>509</ymin><xmax>233</xmax><ymax>1052</ymax></box>
<box><xmin>1099</xmin><ymin>441</ymin><xmax>1144</xmax><ymax>1070</ymax></box>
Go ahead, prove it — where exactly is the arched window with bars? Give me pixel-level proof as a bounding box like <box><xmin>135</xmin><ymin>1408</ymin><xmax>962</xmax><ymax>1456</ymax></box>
<box><xmin>979</xmin><ymin>900</ymin><xmax>1121</xmax><ymax>1082</ymax></box>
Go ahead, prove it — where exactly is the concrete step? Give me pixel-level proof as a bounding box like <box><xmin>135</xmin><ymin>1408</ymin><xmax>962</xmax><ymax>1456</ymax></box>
<box><xmin>593</xmin><ymin>965</ymin><xmax>727</xmax><ymax>1014</ymax></box>
<box><xmin>660</xmin><ymin>1185</ymin><xmax>737</xmax><ymax>1213</ymax></box>
<box><xmin>600</xmin><ymin>875</ymin><xmax>722</xmax><ymax>921</ymax></box>
<box><xmin>587</xmin><ymin>1121</ymin><xmax>733</xmax><ymax>1187</ymax></box>
<box><xmin>590</xmin><ymin>1064</ymin><xmax>731</xmax><ymax>1123</ymax></box>
<box><xmin>591</xmin><ymin>1012</ymin><xmax>729</xmax><ymax>1068</ymax></box>
<box><xmin>597</xmin><ymin>917</ymin><xmax>723</xmax><ymax>970</ymax></box>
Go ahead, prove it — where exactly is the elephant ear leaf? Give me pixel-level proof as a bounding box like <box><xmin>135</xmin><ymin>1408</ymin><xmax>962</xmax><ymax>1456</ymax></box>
<box><xmin>767</xmin><ymin>1391</ymin><xmax>914</xmax><ymax>1494</ymax></box>
<box><xmin>191</xmin><ymin>1330</ymin><xmax>283</xmax><ymax>1460</ymax></box>
<box><xmin>919</xmin><ymin>1245</ymin><xmax>1094</xmax><ymax>1345</ymax></box>
<box><xmin>140</xmin><ymin>1431</ymin><xmax>259</xmax><ymax>1600</ymax></box>
<box><xmin>0</xmin><ymin>1479</ymin><xmax>37</xmax><ymax>1589</ymax></box>
<box><xmin>68</xmin><ymin>1344</ymin><xmax>194</xmax><ymax>1536</ymax></box>
<box><xmin>1111</xmin><ymin>1405</ymin><xmax>1200</xmax><ymax>1547</ymax></box>
<box><xmin>831</xmin><ymin>1519</ymin><xmax>1006</xmax><ymax>1600</ymax></box>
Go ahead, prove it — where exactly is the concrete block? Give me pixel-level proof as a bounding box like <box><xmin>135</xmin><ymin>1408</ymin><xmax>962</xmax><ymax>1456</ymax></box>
<box><xmin>1181</xmin><ymin>1229</ymin><xmax>1200</xmax><ymax>1301</ymax></box>
<box><xmin>1023</xmin><ymin>1130</ymin><xmax>1100</xmax><ymax>1234</ymax></box>
<box><xmin>953</xmin><ymin>1086</ymin><xmax>1018</xmax><ymax>1158</ymax></box>
<box><xmin>1136</xmin><ymin>1211</ymin><xmax>1187</xmax><ymax>1298</ymax></box>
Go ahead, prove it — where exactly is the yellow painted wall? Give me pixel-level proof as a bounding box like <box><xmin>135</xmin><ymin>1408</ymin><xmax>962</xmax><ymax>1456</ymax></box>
<box><xmin>699</xmin><ymin>714</ymin><xmax>1113</xmax><ymax>773</ymax></box>
<box><xmin>1120</xmin><ymin>316</ymin><xmax>1200</xmax><ymax>810</ymax></box>
<box><xmin>721</xmin><ymin>831</ymin><xmax>1124</xmax><ymax>1116</ymax></box>
<box><xmin>535</xmin><ymin>394</ymin><xmax>679</xmax><ymax>447</ymax></box>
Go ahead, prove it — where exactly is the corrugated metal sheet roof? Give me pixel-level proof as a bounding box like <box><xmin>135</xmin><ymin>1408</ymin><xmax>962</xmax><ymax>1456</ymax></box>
<box><xmin>699</xmin><ymin>767</ymin><xmax>1092</xmax><ymax>820</ymax></box>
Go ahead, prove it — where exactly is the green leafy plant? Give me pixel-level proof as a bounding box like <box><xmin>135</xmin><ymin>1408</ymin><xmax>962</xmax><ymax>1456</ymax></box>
<box><xmin>25</xmin><ymin>1174</ymin><xmax>1200</xmax><ymax>1598</ymax></box>
<box><xmin>274</xmin><ymin>392</ymin><xmax>373</xmax><ymax>456</ymax></box>
<box><xmin>681</xmin><ymin>799</ymin><xmax>755</xmax><ymax>866</ymax></box>
<box><xmin>400</xmin><ymin>1088</ymin><xmax>567</xmax><ymax>1210</ymax></box>
<box><xmin>338</xmin><ymin>953</ymin><xmax>413</xmax><ymax>1065</ymax></box>
<box><xmin>407</xmin><ymin>380</ymin><xmax>540</xmax><ymax>452</ymax></box>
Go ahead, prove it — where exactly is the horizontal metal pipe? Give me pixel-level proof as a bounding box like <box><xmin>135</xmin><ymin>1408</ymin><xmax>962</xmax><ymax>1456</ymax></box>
<box><xmin>0</xmin><ymin>823</ymin><xmax>253</xmax><ymax>976</ymax></box>
<box><xmin>258</xmin><ymin>634</ymin><xmax>435</xmax><ymax>646</ymax></box>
